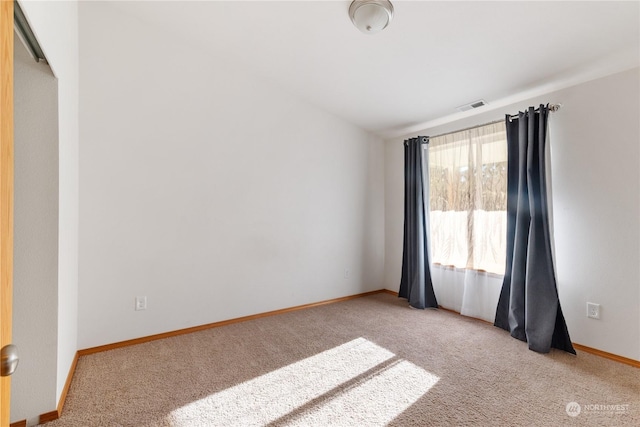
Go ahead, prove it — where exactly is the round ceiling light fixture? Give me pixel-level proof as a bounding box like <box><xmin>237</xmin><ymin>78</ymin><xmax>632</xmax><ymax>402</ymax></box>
<box><xmin>349</xmin><ymin>0</ymin><xmax>394</xmax><ymax>34</ymax></box>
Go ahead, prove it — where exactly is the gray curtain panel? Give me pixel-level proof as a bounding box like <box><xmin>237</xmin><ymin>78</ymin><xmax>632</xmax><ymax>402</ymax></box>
<box><xmin>399</xmin><ymin>136</ymin><xmax>438</xmax><ymax>309</ymax></box>
<box><xmin>494</xmin><ymin>105</ymin><xmax>575</xmax><ymax>354</ymax></box>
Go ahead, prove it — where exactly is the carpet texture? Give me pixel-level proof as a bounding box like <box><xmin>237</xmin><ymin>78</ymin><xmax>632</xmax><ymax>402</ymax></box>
<box><xmin>40</xmin><ymin>293</ymin><xmax>639</xmax><ymax>426</ymax></box>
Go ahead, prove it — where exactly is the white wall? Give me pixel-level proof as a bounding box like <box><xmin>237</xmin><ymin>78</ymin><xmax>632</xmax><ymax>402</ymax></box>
<box><xmin>384</xmin><ymin>68</ymin><xmax>640</xmax><ymax>361</ymax></box>
<box><xmin>19</xmin><ymin>0</ymin><xmax>79</xmax><ymax>410</ymax></box>
<box><xmin>12</xmin><ymin>35</ymin><xmax>59</xmax><ymax>425</ymax></box>
<box><xmin>77</xmin><ymin>2</ymin><xmax>385</xmax><ymax>349</ymax></box>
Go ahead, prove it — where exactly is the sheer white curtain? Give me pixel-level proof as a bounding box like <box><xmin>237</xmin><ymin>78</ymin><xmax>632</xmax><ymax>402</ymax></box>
<box><xmin>425</xmin><ymin>122</ymin><xmax>506</xmax><ymax>322</ymax></box>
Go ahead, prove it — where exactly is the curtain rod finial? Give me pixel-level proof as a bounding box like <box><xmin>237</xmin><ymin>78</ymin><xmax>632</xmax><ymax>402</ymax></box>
<box><xmin>549</xmin><ymin>103</ymin><xmax>562</xmax><ymax>112</ymax></box>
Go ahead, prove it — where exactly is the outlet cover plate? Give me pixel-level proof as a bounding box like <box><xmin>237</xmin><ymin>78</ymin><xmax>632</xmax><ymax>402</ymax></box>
<box><xmin>587</xmin><ymin>302</ymin><xmax>600</xmax><ymax>319</ymax></box>
<box><xmin>135</xmin><ymin>296</ymin><xmax>147</xmax><ymax>311</ymax></box>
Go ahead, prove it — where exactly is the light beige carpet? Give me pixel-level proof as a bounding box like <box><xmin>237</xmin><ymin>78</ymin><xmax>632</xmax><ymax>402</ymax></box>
<box><xmin>41</xmin><ymin>293</ymin><xmax>639</xmax><ymax>426</ymax></box>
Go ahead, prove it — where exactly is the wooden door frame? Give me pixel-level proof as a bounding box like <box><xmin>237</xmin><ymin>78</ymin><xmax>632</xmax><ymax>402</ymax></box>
<box><xmin>0</xmin><ymin>0</ymin><xmax>14</xmax><ymax>425</ymax></box>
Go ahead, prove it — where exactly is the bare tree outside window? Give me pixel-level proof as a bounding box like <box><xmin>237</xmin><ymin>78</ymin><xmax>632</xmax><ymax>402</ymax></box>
<box><xmin>426</xmin><ymin>122</ymin><xmax>507</xmax><ymax>275</ymax></box>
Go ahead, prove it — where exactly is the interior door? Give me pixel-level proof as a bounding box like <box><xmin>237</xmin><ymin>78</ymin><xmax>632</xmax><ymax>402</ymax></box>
<box><xmin>0</xmin><ymin>1</ymin><xmax>14</xmax><ymax>425</ymax></box>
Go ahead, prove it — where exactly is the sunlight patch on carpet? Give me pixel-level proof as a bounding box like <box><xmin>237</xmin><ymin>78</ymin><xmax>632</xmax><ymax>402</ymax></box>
<box><xmin>168</xmin><ymin>337</ymin><xmax>438</xmax><ymax>426</ymax></box>
<box><xmin>284</xmin><ymin>359</ymin><xmax>439</xmax><ymax>426</ymax></box>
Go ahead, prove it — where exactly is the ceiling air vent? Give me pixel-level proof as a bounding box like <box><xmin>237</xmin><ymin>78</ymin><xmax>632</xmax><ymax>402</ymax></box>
<box><xmin>456</xmin><ymin>99</ymin><xmax>487</xmax><ymax>112</ymax></box>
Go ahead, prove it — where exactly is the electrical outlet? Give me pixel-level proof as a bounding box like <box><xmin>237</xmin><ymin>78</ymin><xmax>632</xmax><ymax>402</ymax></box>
<box><xmin>344</xmin><ymin>269</ymin><xmax>350</xmax><ymax>279</ymax></box>
<box><xmin>586</xmin><ymin>302</ymin><xmax>600</xmax><ymax>319</ymax></box>
<box><xmin>135</xmin><ymin>296</ymin><xmax>147</xmax><ymax>311</ymax></box>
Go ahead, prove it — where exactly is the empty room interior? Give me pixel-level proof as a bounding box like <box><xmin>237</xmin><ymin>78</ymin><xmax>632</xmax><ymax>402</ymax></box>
<box><xmin>4</xmin><ymin>0</ymin><xmax>640</xmax><ymax>426</ymax></box>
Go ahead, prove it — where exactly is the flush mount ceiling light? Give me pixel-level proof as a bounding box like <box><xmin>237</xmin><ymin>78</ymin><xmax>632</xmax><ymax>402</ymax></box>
<box><xmin>349</xmin><ymin>0</ymin><xmax>394</xmax><ymax>34</ymax></box>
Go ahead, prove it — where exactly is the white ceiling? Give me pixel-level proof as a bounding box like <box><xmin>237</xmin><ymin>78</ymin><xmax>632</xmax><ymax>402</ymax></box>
<box><xmin>108</xmin><ymin>1</ymin><xmax>640</xmax><ymax>137</ymax></box>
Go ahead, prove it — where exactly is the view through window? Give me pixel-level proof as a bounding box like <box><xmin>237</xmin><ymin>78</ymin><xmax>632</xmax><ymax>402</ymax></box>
<box><xmin>425</xmin><ymin>121</ymin><xmax>507</xmax><ymax>275</ymax></box>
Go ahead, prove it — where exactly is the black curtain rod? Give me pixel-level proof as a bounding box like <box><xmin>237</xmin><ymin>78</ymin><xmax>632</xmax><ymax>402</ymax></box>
<box><xmin>422</xmin><ymin>103</ymin><xmax>562</xmax><ymax>141</ymax></box>
<box><xmin>507</xmin><ymin>103</ymin><xmax>561</xmax><ymax>121</ymax></box>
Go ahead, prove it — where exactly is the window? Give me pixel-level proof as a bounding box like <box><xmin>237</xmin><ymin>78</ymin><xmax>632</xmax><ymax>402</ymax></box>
<box><xmin>425</xmin><ymin>121</ymin><xmax>507</xmax><ymax>275</ymax></box>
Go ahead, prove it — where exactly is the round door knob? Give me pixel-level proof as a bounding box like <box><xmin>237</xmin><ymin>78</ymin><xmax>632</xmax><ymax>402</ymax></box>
<box><xmin>1</xmin><ymin>344</ymin><xmax>19</xmax><ymax>377</ymax></box>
